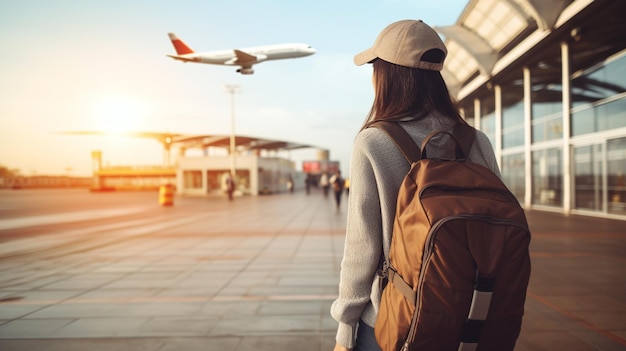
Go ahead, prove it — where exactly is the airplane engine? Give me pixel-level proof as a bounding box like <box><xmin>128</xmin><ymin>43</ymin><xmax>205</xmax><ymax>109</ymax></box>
<box><xmin>237</xmin><ymin>68</ymin><xmax>254</xmax><ymax>75</ymax></box>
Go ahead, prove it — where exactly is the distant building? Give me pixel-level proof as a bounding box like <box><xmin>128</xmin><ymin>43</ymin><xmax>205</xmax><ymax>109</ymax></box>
<box><xmin>89</xmin><ymin>150</ymin><xmax>175</xmax><ymax>191</ymax></box>
<box><xmin>88</xmin><ymin>134</ymin><xmax>335</xmax><ymax>196</ymax></box>
<box><xmin>173</xmin><ymin>134</ymin><xmax>334</xmax><ymax>196</ymax></box>
<box><xmin>0</xmin><ymin>175</ymin><xmax>92</xmax><ymax>189</ymax></box>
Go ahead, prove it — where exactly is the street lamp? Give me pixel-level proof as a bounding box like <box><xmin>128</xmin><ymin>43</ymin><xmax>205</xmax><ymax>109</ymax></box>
<box><xmin>224</xmin><ymin>84</ymin><xmax>240</xmax><ymax>179</ymax></box>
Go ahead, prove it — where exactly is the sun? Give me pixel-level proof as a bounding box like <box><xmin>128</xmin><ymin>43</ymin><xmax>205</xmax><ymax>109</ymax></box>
<box><xmin>92</xmin><ymin>95</ymin><xmax>147</xmax><ymax>133</ymax></box>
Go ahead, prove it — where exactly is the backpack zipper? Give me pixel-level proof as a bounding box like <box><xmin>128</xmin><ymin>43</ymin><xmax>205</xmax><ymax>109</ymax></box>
<box><xmin>419</xmin><ymin>185</ymin><xmax>521</xmax><ymax>204</ymax></box>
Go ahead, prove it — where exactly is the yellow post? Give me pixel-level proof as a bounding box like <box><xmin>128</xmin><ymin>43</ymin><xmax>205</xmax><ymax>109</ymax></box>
<box><xmin>159</xmin><ymin>184</ymin><xmax>174</xmax><ymax>206</ymax></box>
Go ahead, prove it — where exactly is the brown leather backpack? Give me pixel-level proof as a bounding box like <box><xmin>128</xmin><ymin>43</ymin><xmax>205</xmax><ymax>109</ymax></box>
<box><xmin>370</xmin><ymin>121</ymin><xmax>531</xmax><ymax>351</ymax></box>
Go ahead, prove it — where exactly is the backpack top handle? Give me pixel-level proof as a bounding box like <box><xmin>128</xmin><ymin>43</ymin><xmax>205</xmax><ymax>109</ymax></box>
<box><xmin>420</xmin><ymin>130</ymin><xmax>465</xmax><ymax>160</ymax></box>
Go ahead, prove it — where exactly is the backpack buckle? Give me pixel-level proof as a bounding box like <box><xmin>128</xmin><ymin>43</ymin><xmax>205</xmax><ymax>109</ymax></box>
<box><xmin>377</xmin><ymin>261</ymin><xmax>389</xmax><ymax>290</ymax></box>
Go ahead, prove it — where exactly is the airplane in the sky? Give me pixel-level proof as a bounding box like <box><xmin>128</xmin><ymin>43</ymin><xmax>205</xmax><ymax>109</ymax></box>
<box><xmin>166</xmin><ymin>33</ymin><xmax>316</xmax><ymax>75</ymax></box>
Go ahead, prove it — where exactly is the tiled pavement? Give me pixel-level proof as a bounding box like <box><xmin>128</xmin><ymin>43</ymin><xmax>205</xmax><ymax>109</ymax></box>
<box><xmin>0</xmin><ymin>189</ymin><xmax>625</xmax><ymax>350</ymax></box>
<box><xmin>0</xmin><ymin>190</ymin><xmax>345</xmax><ymax>351</ymax></box>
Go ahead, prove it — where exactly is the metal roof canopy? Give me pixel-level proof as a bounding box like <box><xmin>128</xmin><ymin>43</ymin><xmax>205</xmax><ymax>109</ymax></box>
<box><xmin>433</xmin><ymin>0</ymin><xmax>626</xmax><ymax>102</ymax></box>
<box><xmin>171</xmin><ymin>134</ymin><xmax>315</xmax><ymax>152</ymax></box>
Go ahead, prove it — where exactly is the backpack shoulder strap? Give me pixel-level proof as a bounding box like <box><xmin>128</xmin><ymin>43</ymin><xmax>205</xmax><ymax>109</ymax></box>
<box><xmin>453</xmin><ymin>122</ymin><xmax>476</xmax><ymax>158</ymax></box>
<box><xmin>369</xmin><ymin>121</ymin><xmax>421</xmax><ymax>164</ymax></box>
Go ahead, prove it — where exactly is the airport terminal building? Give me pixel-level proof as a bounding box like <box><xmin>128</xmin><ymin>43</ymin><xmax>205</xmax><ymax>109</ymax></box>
<box><xmin>437</xmin><ymin>0</ymin><xmax>625</xmax><ymax>219</ymax></box>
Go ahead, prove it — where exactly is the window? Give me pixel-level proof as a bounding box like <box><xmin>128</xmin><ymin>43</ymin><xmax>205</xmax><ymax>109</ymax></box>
<box><xmin>572</xmin><ymin>53</ymin><xmax>626</xmax><ymax>136</ymax></box>
<box><xmin>532</xmin><ymin>148</ymin><xmax>562</xmax><ymax>206</ymax></box>
<box><xmin>532</xmin><ymin>81</ymin><xmax>563</xmax><ymax>142</ymax></box>
<box><xmin>608</xmin><ymin>137</ymin><xmax>626</xmax><ymax>215</ymax></box>
<box><xmin>502</xmin><ymin>101</ymin><xmax>524</xmax><ymax>148</ymax></box>
<box><xmin>573</xmin><ymin>144</ymin><xmax>603</xmax><ymax>211</ymax></box>
<box><xmin>572</xmin><ymin>53</ymin><xmax>626</xmax><ymax>103</ymax></box>
<box><xmin>502</xmin><ymin>153</ymin><xmax>525</xmax><ymax>201</ymax></box>
<box><xmin>183</xmin><ymin>170</ymin><xmax>202</xmax><ymax>189</ymax></box>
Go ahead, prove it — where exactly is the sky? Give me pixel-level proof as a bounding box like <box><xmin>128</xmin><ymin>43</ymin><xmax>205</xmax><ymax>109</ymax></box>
<box><xmin>0</xmin><ymin>0</ymin><xmax>468</xmax><ymax>177</ymax></box>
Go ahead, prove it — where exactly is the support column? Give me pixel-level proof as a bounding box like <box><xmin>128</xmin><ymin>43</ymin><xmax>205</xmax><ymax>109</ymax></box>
<box><xmin>91</xmin><ymin>150</ymin><xmax>102</xmax><ymax>190</ymax></box>
<box><xmin>494</xmin><ymin>85</ymin><xmax>503</xmax><ymax>169</ymax></box>
<box><xmin>202</xmin><ymin>168</ymin><xmax>209</xmax><ymax>194</ymax></box>
<box><xmin>176</xmin><ymin>168</ymin><xmax>183</xmax><ymax>195</ymax></box>
<box><xmin>523</xmin><ymin>67</ymin><xmax>533</xmax><ymax>207</ymax></box>
<box><xmin>225</xmin><ymin>84</ymin><xmax>240</xmax><ymax>179</ymax></box>
<box><xmin>162</xmin><ymin>145</ymin><xmax>171</xmax><ymax>168</ymax></box>
<box><xmin>561</xmin><ymin>41</ymin><xmax>572</xmax><ymax>214</ymax></box>
<box><xmin>473</xmin><ymin>98</ymin><xmax>481</xmax><ymax>130</ymax></box>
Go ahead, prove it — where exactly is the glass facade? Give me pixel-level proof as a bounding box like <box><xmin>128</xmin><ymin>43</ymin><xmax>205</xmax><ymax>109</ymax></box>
<box><xmin>449</xmin><ymin>4</ymin><xmax>625</xmax><ymax>219</ymax></box>
<box><xmin>472</xmin><ymin>51</ymin><xmax>626</xmax><ymax>217</ymax></box>
<box><xmin>501</xmin><ymin>153</ymin><xmax>525</xmax><ymax>201</ymax></box>
<box><xmin>457</xmin><ymin>47</ymin><xmax>624</xmax><ymax>218</ymax></box>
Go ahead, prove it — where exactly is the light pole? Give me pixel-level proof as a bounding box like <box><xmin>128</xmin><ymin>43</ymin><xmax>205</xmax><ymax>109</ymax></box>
<box><xmin>224</xmin><ymin>84</ymin><xmax>240</xmax><ymax>179</ymax></box>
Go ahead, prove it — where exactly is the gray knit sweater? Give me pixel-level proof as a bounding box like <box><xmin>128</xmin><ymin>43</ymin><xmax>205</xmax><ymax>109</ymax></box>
<box><xmin>330</xmin><ymin>112</ymin><xmax>501</xmax><ymax>349</ymax></box>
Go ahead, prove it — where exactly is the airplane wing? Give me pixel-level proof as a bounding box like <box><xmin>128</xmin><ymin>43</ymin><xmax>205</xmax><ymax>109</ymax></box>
<box><xmin>234</xmin><ymin>49</ymin><xmax>258</xmax><ymax>64</ymax></box>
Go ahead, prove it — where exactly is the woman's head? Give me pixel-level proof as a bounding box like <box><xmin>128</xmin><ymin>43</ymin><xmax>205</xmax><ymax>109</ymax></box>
<box><xmin>355</xmin><ymin>20</ymin><xmax>462</xmax><ymax>127</ymax></box>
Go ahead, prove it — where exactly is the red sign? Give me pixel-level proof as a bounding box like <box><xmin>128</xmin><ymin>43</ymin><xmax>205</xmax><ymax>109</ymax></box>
<box><xmin>302</xmin><ymin>161</ymin><xmax>321</xmax><ymax>173</ymax></box>
<box><xmin>302</xmin><ymin>160</ymin><xmax>339</xmax><ymax>173</ymax></box>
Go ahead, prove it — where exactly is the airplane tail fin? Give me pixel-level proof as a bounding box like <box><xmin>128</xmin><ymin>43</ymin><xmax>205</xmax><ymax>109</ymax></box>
<box><xmin>168</xmin><ymin>33</ymin><xmax>194</xmax><ymax>55</ymax></box>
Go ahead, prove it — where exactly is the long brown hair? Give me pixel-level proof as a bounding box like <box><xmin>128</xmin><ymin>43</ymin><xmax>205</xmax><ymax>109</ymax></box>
<box><xmin>362</xmin><ymin>57</ymin><xmax>465</xmax><ymax>130</ymax></box>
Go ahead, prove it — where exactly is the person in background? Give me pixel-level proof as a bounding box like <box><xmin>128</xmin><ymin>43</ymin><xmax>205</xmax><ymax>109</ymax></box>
<box><xmin>330</xmin><ymin>19</ymin><xmax>500</xmax><ymax>351</ymax></box>
<box><xmin>287</xmin><ymin>174</ymin><xmax>294</xmax><ymax>193</ymax></box>
<box><xmin>305</xmin><ymin>174</ymin><xmax>312</xmax><ymax>195</ymax></box>
<box><xmin>320</xmin><ymin>172</ymin><xmax>330</xmax><ymax>197</ymax></box>
<box><xmin>329</xmin><ymin>170</ymin><xmax>345</xmax><ymax>211</ymax></box>
<box><xmin>225</xmin><ymin>172</ymin><xmax>235</xmax><ymax>201</ymax></box>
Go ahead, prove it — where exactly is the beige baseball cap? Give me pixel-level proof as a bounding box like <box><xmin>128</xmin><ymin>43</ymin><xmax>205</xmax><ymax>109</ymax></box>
<box><xmin>354</xmin><ymin>20</ymin><xmax>447</xmax><ymax>71</ymax></box>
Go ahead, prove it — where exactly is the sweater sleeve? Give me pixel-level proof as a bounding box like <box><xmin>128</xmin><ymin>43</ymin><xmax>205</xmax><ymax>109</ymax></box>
<box><xmin>330</xmin><ymin>132</ymin><xmax>384</xmax><ymax>348</ymax></box>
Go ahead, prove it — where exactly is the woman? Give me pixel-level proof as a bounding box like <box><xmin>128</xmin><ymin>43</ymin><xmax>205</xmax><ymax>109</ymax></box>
<box><xmin>330</xmin><ymin>20</ymin><xmax>500</xmax><ymax>351</ymax></box>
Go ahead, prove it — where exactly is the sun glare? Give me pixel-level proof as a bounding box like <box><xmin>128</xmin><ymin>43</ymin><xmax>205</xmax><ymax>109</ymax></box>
<box><xmin>92</xmin><ymin>96</ymin><xmax>147</xmax><ymax>133</ymax></box>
